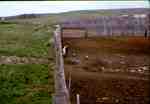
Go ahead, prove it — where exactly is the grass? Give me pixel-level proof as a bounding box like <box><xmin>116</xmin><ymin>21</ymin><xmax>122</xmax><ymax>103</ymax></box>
<box><xmin>0</xmin><ymin>64</ymin><xmax>53</xmax><ymax>104</ymax></box>
<box><xmin>0</xmin><ymin>20</ymin><xmax>54</xmax><ymax>103</ymax></box>
<box><xmin>0</xmin><ymin>20</ymin><xmax>54</xmax><ymax>104</ymax></box>
<box><xmin>0</xmin><ymin>21</ymin><xmax>53</xmax><ymax>57</ymax></box>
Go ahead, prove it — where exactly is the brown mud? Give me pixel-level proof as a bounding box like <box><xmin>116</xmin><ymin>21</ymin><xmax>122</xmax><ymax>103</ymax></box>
<box><xmin>63</xmin><ymin>36</ymin><xmax>150</xmax><ymax>104</ymax></box>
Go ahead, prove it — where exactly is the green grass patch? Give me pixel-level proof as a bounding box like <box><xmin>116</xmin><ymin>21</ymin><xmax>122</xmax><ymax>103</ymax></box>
<box><xmin>0</xmin><ymin>64</ymin><xmax>53</xmax><ymax>104</ymax></box>
<box><xmin>0</xmin><ymin>22</ymin><xmax>53</xmax><ymax>57</ymax></box>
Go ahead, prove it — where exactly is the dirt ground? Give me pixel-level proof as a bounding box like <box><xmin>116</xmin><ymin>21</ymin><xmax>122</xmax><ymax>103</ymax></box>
<box><xmin>63</xmin><ymin>36</ymin><xmax>150</xmax><ymax>104</ymax></box>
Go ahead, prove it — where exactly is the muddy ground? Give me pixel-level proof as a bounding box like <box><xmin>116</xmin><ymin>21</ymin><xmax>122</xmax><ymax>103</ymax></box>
<box><xmin>63</xmin><ymin>36</ymin><xmax>150</xmax><ymax>104</ymax></box>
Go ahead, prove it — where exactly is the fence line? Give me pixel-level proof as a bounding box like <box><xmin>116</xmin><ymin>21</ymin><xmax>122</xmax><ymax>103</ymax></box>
<box><xmin>61</xmin><ymin>15</ymin><xmax>150</xmax><ymax>37</ymax></box>
<box><xmin>53</xmin><ymin>25</ymin><xmax>70</xmax><ymax>104</ymax></box>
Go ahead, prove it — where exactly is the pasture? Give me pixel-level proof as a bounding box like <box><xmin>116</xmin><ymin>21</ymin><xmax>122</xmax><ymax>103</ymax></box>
<box><xmin>0</xmin><ymin>21</ymin><xmax>54</xmax><ymax>104</ymax></box>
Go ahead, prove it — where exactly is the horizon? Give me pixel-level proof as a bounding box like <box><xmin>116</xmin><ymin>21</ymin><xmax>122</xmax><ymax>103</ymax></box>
<box><xmin>0</xmin><ymin>1</ymin><xmax>149</xmax><ymax>17</ymax></box>
<box><xmin>1</xmin><ymin>7</ymin><xmax>149</xmax><ymax>18</ymax></box>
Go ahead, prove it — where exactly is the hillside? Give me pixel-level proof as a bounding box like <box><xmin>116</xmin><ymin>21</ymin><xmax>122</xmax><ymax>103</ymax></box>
<box><xmin>2</xmin><ymin>8</ymin><xmax>149</xmax><ymax>25</ymax></box>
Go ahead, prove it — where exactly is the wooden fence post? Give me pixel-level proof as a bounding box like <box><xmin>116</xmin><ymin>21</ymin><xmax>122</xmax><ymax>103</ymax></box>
<box><xmin>76</xmin><ymin>94</ymin><xmax>80</xmax><ymax>104</ymax></box>
<box><xmin>53</xmin><ymin>25</ymin><xmax>70</xmax><ymax>104</ymax></box>
<box><xmin>148</xmin><ymin>13</ymin><xmax>150</xmax><ymax>37</ymax></box>
<box><xmin>103</xmin><ymin>16</ymin><xmax>107</xmax><ymax>36</ymax></box>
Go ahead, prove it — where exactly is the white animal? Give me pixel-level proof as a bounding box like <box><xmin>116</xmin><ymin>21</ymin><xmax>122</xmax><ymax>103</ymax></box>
<box><xmin>85</xmin><ymin>55</ymin><xmax>89</xmax><ymax>60</ymax></box>
<box><xmin>62</xmin><ymin>45</ymin><xmax>69</xmax><ymax>56</ymax></box>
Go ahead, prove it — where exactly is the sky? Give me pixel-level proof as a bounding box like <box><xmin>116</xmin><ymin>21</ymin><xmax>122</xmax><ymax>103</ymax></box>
<box><xmin>0</xmin><ymin>1</ymin><xmax>149</xmax><ymax>17</ymax></box>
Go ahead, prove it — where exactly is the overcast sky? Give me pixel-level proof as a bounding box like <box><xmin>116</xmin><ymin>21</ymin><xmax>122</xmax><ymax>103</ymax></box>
<box><xmin>0</xmin><ymin>1</ymin><xmax>149</xmax><ymax>17</ymax></box>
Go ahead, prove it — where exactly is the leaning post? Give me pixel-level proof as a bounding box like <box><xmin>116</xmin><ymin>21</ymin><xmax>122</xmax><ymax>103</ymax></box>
<box><xmin>53</xmin><ymin>25</ymin><xmax>70</xmax><ymax>104</ymax></box>
<box><xmin>148</xmin><ymin>13</ymin><xmax>150</xmax><ymax>37</ymax></box>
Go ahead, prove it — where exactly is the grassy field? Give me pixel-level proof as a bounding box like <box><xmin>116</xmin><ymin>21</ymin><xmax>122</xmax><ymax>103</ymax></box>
<box><xmin>0</xmin><ymin>21</ymin><xmax>53</xmax><ymax>57</ymax></box>
<box><xmin>0</xmin><ymin>21</ymin><xmax>54</xmax><ymax>104</ymax></box>
<box><xmin>0</xmin><ymin>64</ymin><xmax>53</xmax><ymax>104</ymax></box>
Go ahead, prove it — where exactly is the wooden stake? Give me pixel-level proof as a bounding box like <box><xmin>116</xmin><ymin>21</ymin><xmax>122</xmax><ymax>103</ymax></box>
<box><xmin>76</xmin><ymin>94</ymin><xmax>80</xmax><ymax>104</ymax></box>
<box><xmin>68</xmin><ymin>71</ymin><xmax>72</xmax><ymax>93</ymax></box>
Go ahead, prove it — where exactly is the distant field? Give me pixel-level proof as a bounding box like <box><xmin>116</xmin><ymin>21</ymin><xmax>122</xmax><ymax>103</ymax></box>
<box><xmin>0</xmin><ymin>21</ymin><xmax>53</xmax><ymax>57</ymax></box>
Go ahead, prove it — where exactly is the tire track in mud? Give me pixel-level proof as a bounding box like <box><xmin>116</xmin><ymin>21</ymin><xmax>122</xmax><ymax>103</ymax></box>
<box><xmin>65</xmin><ymin>66</ymin><xmax>150</xmax><ymax>82</ymax></box>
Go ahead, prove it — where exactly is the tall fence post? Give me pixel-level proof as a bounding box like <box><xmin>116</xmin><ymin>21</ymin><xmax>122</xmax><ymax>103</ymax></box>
<box><xmin>53</xmin><ymin>25</ymin><xmax>70</xmax><ymax>104</ymax></box>
<box><xmin>148</xmin><ymin>13</ymin><xmax>150</xmax><ymax>37</ymax></box>
<box><xmin>76</xmin><ymin>94</ymin><xmax>80</xmax><ymax>104</ymax></box>
<box><xmin>103</xmin><ymin>16</ymin><xmax>107</xmax><ymax>36</ymax></box>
